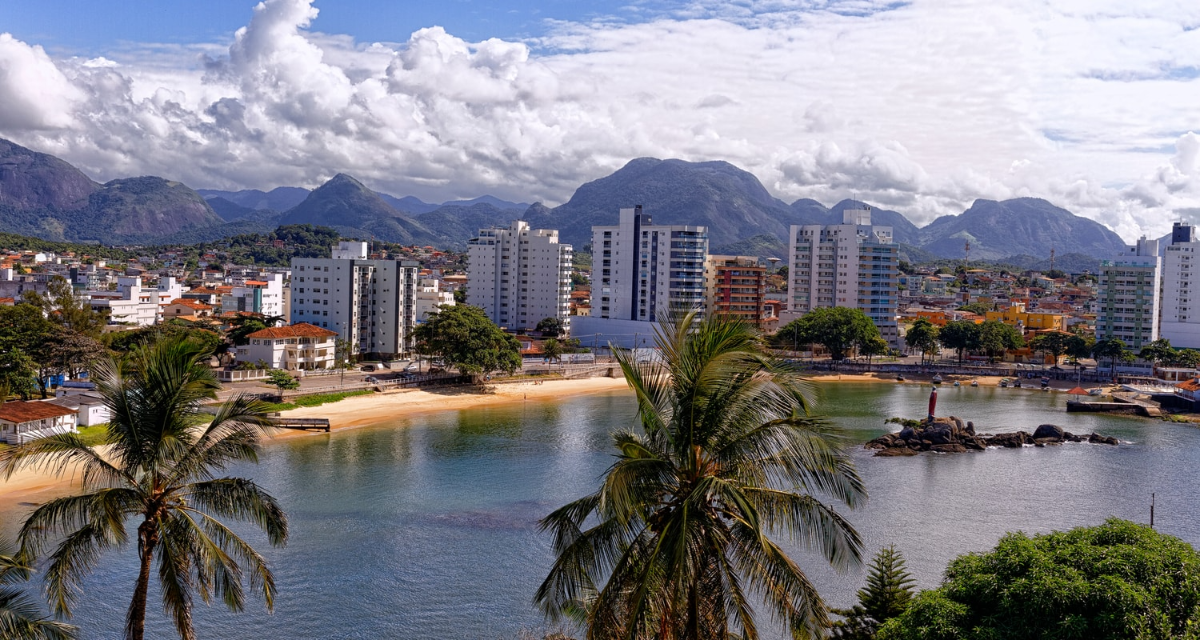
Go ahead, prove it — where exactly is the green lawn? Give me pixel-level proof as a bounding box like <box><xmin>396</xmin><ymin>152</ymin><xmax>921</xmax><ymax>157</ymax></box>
<box><xmin>76</xmin><ymin>424</ymin><xmax>111</xmax><ymax>446</ymax></box>
<box><xmin>258</xmin><ymin>389</ymin><xmax>374</xmax><ymax>413</ymax></box>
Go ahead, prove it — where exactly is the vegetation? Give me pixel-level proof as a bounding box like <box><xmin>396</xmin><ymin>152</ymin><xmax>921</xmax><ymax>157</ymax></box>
<box><xmin>830</xmin><ymin>545</ymin><xmax>916</xmax><ymax>639</ymax></box>
<box><xmin>536</xmin><ymin>317</ymin><xmax>565</xmax><ymax>338</ymax></box>
<box><xmin>1030</xmin><ymin>331</ymin><xmax>1071</xmax><ymax>365</ymax></box>
<box><xmin>956</xmin><ymin>302</ymin><xmax>990</xmax><ymax>316</ymax></box>
<box><xmin>878</xmin><ymin>519</ymin><xmax>1200</xmax><ymax>640</ymax></box>
<box><xmin>413</xmin><ymin>305</ymin><xmax>521</xmax><ymax>378</ymax></box>
<box><xmin>542</xmin><ymin>338</ymin><xmax>562</xmax><ymax>364</ymax></box>
<box><xmin>937</xmin><ymin>321</ymin><xmax>980</xmax><ymax>364</ymax></box>
<box><xmin>0</xmin><ymin>544</ymin><xmax>77</xmax><ymax>639</ymax></box>
<box><xmin>1092</xmin><ymin>338</ymin><xmax>1134</xmax><ymax>379</ymax></box>
<box><xmin>267</xmin><ymin>369</ymin><xmax>300</xmax><ymax>393</ymax></box>
<box><xmin>0</xmin><ymin>337</ymin><xmax>288</xmax><ymax>640</ymax></box>
<box><xmin>904</xmin><ymin>319</ymin><xmax>940</xmax><ymax>364</ymax></box>
<box><xmin>537</xmin><ymin>313</ymin><xmax>865</xmax><ymax>639</ymax></box>
<box><xmin>775</xmin><ymin>307</ymin><xmax>882</xmax><ymax>361</ymax></box>
<box><xmin>978</xmin><ymin>320</ymin><xmax>1024</xmax><ymax>363</ymax></box>
<box><xmin>258</xmin><ymin>389</ymin><xmax>373</xmax><ymax>412</ymax></box>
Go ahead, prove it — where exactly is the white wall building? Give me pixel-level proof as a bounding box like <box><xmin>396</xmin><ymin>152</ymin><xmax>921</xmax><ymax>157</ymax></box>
<box><xmin>86</xmin><ymin>276</ymin><xmax>182</xmax><ymax>326</ymax></box>
<box><xmin>1096</xmin><ymin>236</ymin><xmax>1160</xmax><ymax>350</ymax></box>
<box><xmin>233</xmin><ymin>323</ymin><xmax>339</xmax><ymax>370</ymax></box>
<box><xmin>415</xmin><ymin>278</ymin><xmax>456</xmax><ymax>322</ymax></box>
<box><xmin>786</xmin><ymin>208</ymin><xmax>900</xmax><ymax>346</ymax></box>
<box><xmin>290</xmin><ymin>242</ymin><xmax>419</xmax><ymax>359</ymax></box>
<box><xmin>590</xmin><ymin>206</ymin><xmax>708</xmax><ymax>322</ymax></box>
<box><xmin>1161</xmin><ymin>223</ymin><xmax>1200</xmax><ymax>348</ymax></box>
<box><xmin>222</xmin><ymin>273</ymin><xmax>285</xmax><ymax>318</ymax></box>
<box><xmin>467</xmin><ymin>220</ymin><xmax>572</xmax><ymax>332</ymax></box>
<box><xmin>0</xmin><ymin>401</ymin><xmax>78</xmax><ymax>445</ymax></box>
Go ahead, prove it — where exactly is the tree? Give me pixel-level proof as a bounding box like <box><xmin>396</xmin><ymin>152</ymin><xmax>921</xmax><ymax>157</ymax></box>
<box><xmin>830</xmin><ymin>545</ymin><xmax>916</xmax><ymax>640</ymax></box>
<box><xmin>1065</xmin><ymin>331</ymin><xmax>1095</xmax><ymax>368</ymax></box>
<box><xmin>956</xmin><ymin>302</ymin><xmax>990</xmax><ymax>316</ymax></box>
<box><xmin>937</xmin><ymin>321</ymin><xmax>981</xmax><ymax>364</ymax></box>
<box><xmin>878</xmin><ymin>519</ymin><xmax>1200</xmax><ymax>640</ymax></box>
<box><xmin>1138</xmin><ymin>338</ymin><xmax>1176</xmax><ymax>367</ymax></box>
<box><xmin>1093</xmin><ymin>338</ymin><xmax>1134</xmax><ymax>380</ymax></box>
<box><xmin>413</xmin><ymin>305</ymin><xmax>521</xmax><ymax>378</ymax></box>
<box><xmin>226</xmin><ymin>318</ymin><xmax>268</xmax><ymax>347</ymax></box>
<box><xmin>0</xmin><ymin>304</ymin><xmax>58</xmax><ymax>397</ymax></box>
<box><xmin>0</xmin><ymin>544</ymin><xmax>76</xmax><ymax>639</ymax></box>
<box><xmin>904</xmin><ymin>319</ymin><xmax>939</xmax><ymax>365</ymax></box>
<box><xmin>776</xmin><ymin>307</ymin><xmax>881</xmax><ymax>361</ymax></box>
<box><xmin>42</xmin><ymin>328</ymin><xmax>109</xmax><ymax>381</ymax></box>
<box><xmin>267</xmin><ymin>369</ymin><xmax>299</xmax><ymax>393</ymax></box>
<box><xmin>452</xmin><ymin>288</ymin><xmax>467</xmax><ymax>304</ymax></box>
<box><xmin>536</xmin><ymin>317</ymin><xmax>565</xmax><ymax>338</ymax></box>
<box><xmin>536</xmin><ymin>312</ymin><xmax>866</xmax><ymax>639</ymax></box>
<box><xmin>860</xmin><ymin>336</ymin><xmax>889</xmax><ymax>370</ymax></box>
<box><xmin>1030</xmin><ymin>331</ymin><xmax>1071</xmax><ymax>367</ymax></box>
<box><xmin>542</xmin><ymin>338</ymin><xmax>563</xmax><ymax>364</ymax></box>
<box><xmin>977</xmin><ymin>320</ymin><xmax>1024</xmax><ymax>363</ymax></box>
<box><xmin>106</xmin><ymin>323</ymin><xmax>222</xmax><ymax>356</ymax></box>
<box><xmin>0</xmin><ymin>348</ymin><xmax>38</xmax><ymax>400</ymax></box>
<box><xmin>24</xmin><ymin>277</ymin><xmax>108</xmax><ymax>339</ymax></box>
<box><xmin>0</xmin><ymin>336</ymin><xmax>289</xmax><ymax>640</ymax></box>
<box><xmin>1173</xmin><ymin>348</ymin><xmax>1200</xmax><ymax>369</ymax></box>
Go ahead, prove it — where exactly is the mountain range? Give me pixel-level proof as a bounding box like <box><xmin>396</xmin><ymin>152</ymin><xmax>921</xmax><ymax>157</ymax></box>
<box><xmin>0</xmin><ymin>137</ymin><xmax>1131</xmax><ymax>264</ymax></box>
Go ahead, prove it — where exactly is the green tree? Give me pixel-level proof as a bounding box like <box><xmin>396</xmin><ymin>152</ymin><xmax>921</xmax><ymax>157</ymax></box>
<box><xmin>904</xmin><ymin>319</ymin><xmax>939</xmax><ymax>365</ymax></box>
<box><xmin>1173</xmin><ymin>348</ymin><xmax>1200</xmax><ymax>369</ymax></box>
<box><xmin>42</xmin><ymin>327</ymin><xmax>109</xmax><ymax>381</ymax></box>
<box><xmin>226</xmin><ymin>318</ymin><xmax>268</xmax><ymax>347</ymax></box>
<box><xmin>413</xmin><ymin>305</ymin><xmax>521</xmax><ymax>378</ymax></box>
<box><xmin>536</xmin><ymin>312</ymin><xmax>866</xmax><ymax>639</ymax></box>
<box><xmin>830</xmin><ymin>545</ymin><xmax>916</xmax><ymax>640</ymax></box>
<box><xmin>0</xmin><ymin>348</ymin><xmax>38</xmax><ymax>400</ymax></box>
<box><xmin>878</xmin><ymin>519</ymin><xmax>1200</xmax><ymax>640</ymax></box>
<box><xmin>0</xmin><ymin>337</ymin><xmax>289</xmax><ymax>640</ymax></box>
<box><xmin>937</xmin><ymin>321</ymin><xmax>981</xmax><ymax>364</ymax></box>
<box><xmin>542</xmin><ymin>338</ymin><xmax>563</xmax><ymax>364</ymax></box>
<box><xmin>536</xmin><ymin>317</ymin><xmax>565</xmax><ymax>338</ymax></box>
<box><xmin>267</xmin><ymin>369</ymin><xmax>299</xmax><ymax>393</ymax></box>
<box><xmin>956</xmin><ymin>302</ymin><xmax>990</xmax><ymax>316</ymax></box>
<box><xmin>1092</xmin><ymin>338</ymin><xmax>1133</xmax><ymax>380</ymax></box>
<box><xmin>0</xmin><ymin>544</ymin><xmax>76</xmax><ymax>639</ymax></box>
<box><xmin>977</xmin><ymin>320</ymin><xmax>1024</xmax><ymax>363</ymax></box>
<box><xmin>24</xmin><ymin>277</ymin><xmax>109</xmax><ymax>339</ymax></box>
<box><xmin>1065</xmin><ymin>331</ymin><xmax>1095</xmax><ymax>368</ymax></box>
<box><xmin>1138</xmin><ymin>338</ymin><xmax>1176</xmax><ymax>367</ymax></box>
<box><xmin>776</xmin><ymin>307</ymin><xmax>881</xmax><ymax>361</ymax></box>
<box><xmin>1030</xmin><ymin>331</ymin><xmax>1071</xmax><ymax>366</ymax></box>
<box><xmin>860</xmin><ymin>336</ymin><xmax>889</xmax><ymax>370</ymax></box>
<box><xmin>452</xmin><ymin>288</ymin><xmax>467</xmax><ymax>304</ymax></box>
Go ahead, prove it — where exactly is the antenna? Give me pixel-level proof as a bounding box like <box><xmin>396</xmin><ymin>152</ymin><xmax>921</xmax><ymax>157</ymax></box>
<box><xmin>964</xmin><ymin>240</ymin><xmax>970</xmax><ymax>266</ymax></box>
<box><xmin>1050</xmin><ymin>245</ymin><xmax>1056</xmax><ymax>274</ymax></box>
<box><xmin>1150</xmin><ymin>493</ymin><xmax>1156</xmax><ymax>528</ymax></box>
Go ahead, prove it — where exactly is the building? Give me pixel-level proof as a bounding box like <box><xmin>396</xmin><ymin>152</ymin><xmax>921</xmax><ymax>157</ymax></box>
<box><xmin>86</xmin><ymin>276</ymin><xmax>182</xmax><ymax>326</ymax></box>
<box><xmin>1161</xmin><ymin>223</ymin><xmax>1200</xmax><ymax>348</ymax></box>
<box><xmin>290</xmin><ymin>242</ymin><xmax>419</xmax><ymax>359</ymax></box>
<box><xmin>705</xmin><ymin>255</ymin><xmax>776</xmax><ymax>332</ymax></box>
<box><xmin>163</xmin><ymin>298</ymin><xmax>214</xmax><ymax>320</ymax></box>
<box><xmin>984</xmin><ymin>303</ymin><xmax>1066</xmax><ymax>333</ymax></box>
<box><xmin>1096</xmin><ymin>236</ymin><xmax>1160</xmax><ymax>350</ymax></box>
<box><xmin>0</xmin><ymin>400</ymin><xmax>78</xmax><ymax>444</ymax></box>
<box><xmin>467</xmin><ymin>220</ymin><xmax>572</xmax><ymax>332</ymax></box>
<box><xmin>222</xmin><ymin>273</ymin><xmax>286</xmax><ymax>318</ymax></box>
<box><xmin>233</xmin><ymin>323</ymin><xmax>339</xmax><ymax>370</ymax></box>
<box><xmin>415</xmin><ymin>278</ymin><xmax>455</xmax><ymax>322</ymax></box>
<box><xmin>48</xmin><ymin>391</ymin><xmax>110</xmax><ymax>427</ymax></box>
<box><xmin>786</xmin><ymin>208</ymin><xmax>900</xmax><ymax>346</ymax></box>
<box><xmin>591</xmin><ymin>206</ymin><xmax>708</xmax><ymax>322</ymax></box>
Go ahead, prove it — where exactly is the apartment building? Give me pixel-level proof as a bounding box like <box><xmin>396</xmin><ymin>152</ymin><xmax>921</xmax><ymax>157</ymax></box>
<box><xmin>233</xmin><ymin>323</ymin><xmax>338</xmax><ymax>371</ymax></box>
<box><xmin>591</xmin><ymin>206</ymin><xmax>708</xmax><ymax>322</ymax></box>
<box><xmin>415</xmin><ymin>278</ymin><xmax>456</xmax><ymax>322</ymax></box>
<box><xmin>1160</xmin><ymin>223</ymin><xmax>1199</xmax><ymax>348</ymax></box>
<box><xmin>86</xmin><ymin>276</ymin><xmax>182</xmax><ymax>326</ymax></box>
<box><xmin>467</xmin><ymin>220</ymin><xmax>572</xmax><ymax>332</ymax></box>
<box><xmin>290</xmin><ymin>242</ymin><xmax>419</xmax><ymax>359</ymax></box>
<box><xmin>1096</xmin><ymin>236</ymin><xmax>1160</xmax><ymax>350</ymax></box>
<box><xmin>705</xmin><ymin>255</ymin><xmax>777</xmax><ymax>332</ymax></box>
<box><xmin>786</xmin><ymin>208</ymin><xmax>900</xmax><ymax>345</ymax></box>
<box><xmin>222</xmin><ymin>273</ymin><xmax>286</xmax><ymax>318</ymax></box>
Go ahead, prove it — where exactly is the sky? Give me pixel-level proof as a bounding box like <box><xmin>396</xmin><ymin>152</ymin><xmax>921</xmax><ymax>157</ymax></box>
<box><xmin>0</xmin><ymin>0</ymin><xmax>1198</xmax><ymax>242</ymax></box>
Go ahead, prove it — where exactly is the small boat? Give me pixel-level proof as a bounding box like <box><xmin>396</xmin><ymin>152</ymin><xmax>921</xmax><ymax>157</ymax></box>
<box><xmin>970</xmin><ymin>379</ymin><xmax>979</xmax><ymax>387</ymax></box>
<box><xmin>1040</xmin><ymin>377</ymin><xmax>1050</xmax><ymax>388</ymax></box>
<box><xmin>1088</xmin><ymin>388</ymin><xmax>1104</xmax><ymax>396</ymax></box>
<box><xmin>932</xmin><ymin>375</ymin><xmax>943</xmax><ymax>385</ymax></box>
<box><xmin>1014</xmin><ymin>379</ymin><xmax>1022</xmax><ymax>388</ymax></box>
<box><xmin>896</xmin><ymin>374</ymin><xmax>905</xmax><ymax>382</ymax></box>
<box><xmin>953</xmin><ymin>380</ymin><xmax>961</xmax><ymax>387</ymax></box>
<box><xmin>1000</xmin><ymin>378</ymin><xmax>1009</xmax><ymax>388</ymax></box>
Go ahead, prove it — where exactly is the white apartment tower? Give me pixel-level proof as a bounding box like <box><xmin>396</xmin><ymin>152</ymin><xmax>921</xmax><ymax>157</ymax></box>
<box><xmin>467</xmin><ymin>220</ymin><xmax>573</xmax><ymax>332</ymax></box>
<box><xmin>1096</xmin><ymin>236</ymin><xmax>1160</xmax><ymax>350</ymax></box>
<box><xmin>591</xmin><ymin>206</ymin><xmax>708</xmax><ymax>321</ymax></box>
<box><xmin>786</xmin><ymin>208</ymin><xmax>900</xmax><ymax>345</ymax></box>
<box><xmin>290</xmin><ymin>241</ymin><xmax>419</xmax><ymax>359</ymax></box>
<box><xmin>1160</xmin><ymin>223</ymin><xmax>1198</xmax><ymax>347</ymax></box>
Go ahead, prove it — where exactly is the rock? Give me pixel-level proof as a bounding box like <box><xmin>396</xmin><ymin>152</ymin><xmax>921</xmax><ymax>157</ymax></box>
<box><xmin>923</xmin><ymin>422</ymin><xmax>955</xmax><ymax>445</ymax></box>
<box><xmin>875</xmin><ymin>446</ymin><xmax>919</xmax><ymax>457</ymax></box>
<box><xmin>1064</xmin><ymin>432</ymin><xmax>1084</xmax><ymax>442</ymax></box>
<box><xmin>1032</xmin><ymin>424</ymin><xmax>1065</xmax><ymax>441</ymax></box>
<box><xmin>965</xmin><ymin>421</ymin><xmax>976</xmax><ymax>436</ymax></box>
<box><xmin>951</xmin><ymin>416</ymin><xmax>965</xmax><ymax>432</ymax></box>
<box><xmin>986</xmin><ymin>432</ymin><xmax>1030</xmax><ymax>448</ymax></box>
<box><xmin>898</xmin><ymin>426</ymin><xmax>916</xmax><ymax>441</ymax></box>
<box><xmin>964</xmin><ymin>438</ymin><xmax>987</xmax><ymax>451</ymax></box>
<box><xmin>1088</xmin><ymin>433</ymin><xmax>1119</xmax><ymax>445</ymax></box>
<box><xmin>932</xmin><ymin>443</ymin><xmax>968</xmax><ymax>453</ymax></box>
<box><xmin>1034</xmin><ymin>438</ymin><xmax>1062</xmax><ymax>446</ymax></box>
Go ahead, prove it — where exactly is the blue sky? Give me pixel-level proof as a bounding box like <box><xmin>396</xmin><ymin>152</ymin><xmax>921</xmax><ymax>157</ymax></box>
<box><xmin>0</xmin><ymin>0</ymin><xmax>1196</xmax><ymax>240</ymax></box>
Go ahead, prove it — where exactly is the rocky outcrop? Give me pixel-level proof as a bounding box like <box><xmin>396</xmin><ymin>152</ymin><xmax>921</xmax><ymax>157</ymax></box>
<box><xmin>866</xmin><ymin>417</ymin><xmax>1119</xmax><ymax>456</ymax></box>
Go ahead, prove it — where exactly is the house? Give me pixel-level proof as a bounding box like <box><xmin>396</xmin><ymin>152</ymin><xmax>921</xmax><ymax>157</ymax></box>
<box><xmin>0</xmin><ymin>401</ymin><xmax>79</xmax><ymax>444</ymax></box>
<box><xmin>163</xmin><ymin>298</ymin><xmax>214</xmax><ymax>320</ymax></box>
<box><xmin>233</xmin><ymin>323</ymin><xmax>339</xmax><ymax>371</ymax></box>
<box><xmin>47</xmin><ymin>392</ymin><xmax>111</xmax><ymax>426</ymax></box>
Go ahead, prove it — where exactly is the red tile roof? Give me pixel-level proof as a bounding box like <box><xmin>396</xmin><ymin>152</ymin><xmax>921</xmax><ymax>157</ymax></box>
<box><xmin>1176</xmin><ymin>379</ymin><xmax>1200</xmax><ymax>392</ymax></box>
<box><xmin>0</xmin><ymin>401</ymin><xmax>78</xmax><ymax>424</ymax></box>
<box><xmin>246</xmin><ymin>323</ymin><xmax>338</xmax><ymax>339</ymax></box>
<box><xmin>168</xmin><ymin>298</ymin><xmax>212</xmax><ymax>310</ymax></box>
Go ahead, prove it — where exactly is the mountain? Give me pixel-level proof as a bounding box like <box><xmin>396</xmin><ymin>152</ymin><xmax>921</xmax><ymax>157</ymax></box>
<box><xmin>278</xmin><ymin>174</ymin><xmax>437</xmax><ymax>245</ymax></box>
<box><xmin>713</xmin><ymin>234</ymin><xmax>788</xmax><ymax>258</ymax></box>
<box><xmin>379</xmin><ymin>194</ymin><xmax>439</xmax><ymax>214</ymax></box>
<box><xmin>0</xmin><ymin>138</ymin><xmax>97</xmax><ymax>210</ymax></box>
<box><xmin>417</xmin><ymin>203</ymin><xmax>518</xmax><ymax>246</ymax></box>
<box><xmin>918</xmin><ymin>198</ymin><xmax>1128</xmax><ymax>261</ymax></box>
<box><xmin>440</xmin><ymin>195</ymin><xmax>529</xmax><ymax>211</ymax></box>
<box><xmin>197</xmin><ymin>187</ymin><xmax>310</xmax><ymax>212</ymax></box>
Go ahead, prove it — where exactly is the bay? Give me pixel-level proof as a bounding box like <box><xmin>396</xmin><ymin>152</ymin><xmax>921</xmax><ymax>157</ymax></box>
<box><xmin>3</xmin><ymin>382</ymin><xmax>1199</xmax><ymax>639</ymax></box>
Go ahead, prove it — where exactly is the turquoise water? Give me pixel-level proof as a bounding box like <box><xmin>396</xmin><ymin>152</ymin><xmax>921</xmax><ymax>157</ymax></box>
<box><xmin>3</xmin><ymin>383</ymin><xmax>1199</xmax><ymax>639</ymax></box>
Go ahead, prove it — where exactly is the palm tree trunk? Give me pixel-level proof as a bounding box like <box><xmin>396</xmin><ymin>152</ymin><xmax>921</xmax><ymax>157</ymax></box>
<box><xmin>126</xmin><ymin>520</ymin><xmax>157</xmax><ymax>640</ymax></box>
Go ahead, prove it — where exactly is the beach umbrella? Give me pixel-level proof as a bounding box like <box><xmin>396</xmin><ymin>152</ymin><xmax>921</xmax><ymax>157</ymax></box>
<box><xmin>1067</xmin><ymin>386</ymin><xmax>1089</xmax><ymax>395</ymax></box>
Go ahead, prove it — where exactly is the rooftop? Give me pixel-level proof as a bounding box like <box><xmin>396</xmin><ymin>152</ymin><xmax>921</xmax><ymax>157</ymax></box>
<box><xmin>0</xmin><ymin>401</ymin><xmax>79</xmax><ymax>424</ymax></box>
<box><xmin>246</xmin><ymin>323</ymin><xmax>339</xmax><ymax>340</ymax></box>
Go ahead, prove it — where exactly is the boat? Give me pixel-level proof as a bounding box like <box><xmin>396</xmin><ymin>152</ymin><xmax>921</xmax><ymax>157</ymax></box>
<box><xmin>1088</xmin><ymin>388</ymin><xmax>1104</xmax><ymax>396</ymax></box>
<box><xmin>932</xmin><ymin>374</ymin><xmax>943</xmax><ymax>385</ymax></box>
<box><xmin>1040</xmin><ymin>377</ymin><xmax>1050</xmax><ymax>388</ymax></box>
<box><xmin>1000</xmin><ymin>378</ymin><xmax>1009</xmax><ymax>388</ymax></box>
<box><xmin>896</xmin><ymin>374</ymin><xmax>905</xmax><ymax>382</ymax></box>
<box><xmin>970</xmin><ymin>379</ymin><xmax>979</xmax><ymax>387</ymax></box>
<box><xmin>1014</xmin><ymin>379</ymin><xmax>1022</xmax><ymax>388</ymax></box>
<box><xmin>953</xmin><ymin>380</ymin><xmax>961</xmax><ymax>387</ymax></box>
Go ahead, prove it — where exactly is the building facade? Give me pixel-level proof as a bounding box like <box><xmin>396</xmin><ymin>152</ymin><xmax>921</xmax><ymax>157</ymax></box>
<box><xmin>705</xmin><ymin>255</ymin><xmax>777</xmax><ymax>332</ymax></box>
<box><xmin>86</xmin><ymin>276</ymin><xmax>182</xmax><ymax>326</ymax></box>
<box><xmin>234</xmin><ymin>323</ymin><xmax>339</xmax><ymax>370</ymax></box>
<box><xmin>1096</xmin><ymin>236</ymin><xmax>1160</xmax><ymax>350</ymax></box>
<box><xmin>786</xmin><ymin>208</ymin><xmax>900</xmax><ymax>345</ymax></box>
<box><xmin>290</xmin><ymin>242</ymin><xmax>419</xmax><ymax>359</ymax></box>
<box><xmin>222</xmin><ymin>273</ymin><xmax>286</xmax><ymax>318</ymax></box>
<box><xmin>467</xmin><ymin>220</ymin><xmax>572</xmax><ymax>332</ymax></box>
<box><xmin>0</xmin><ymin>401</ymin><xmax>78</xmax><ymax>445</ymax></box>
<box><xmin>591</xmin><ymin>206</ymin><xmax>708</xmax><ymax>322</ymax></box>
<box><xmin>415</xmin><ymin>278</ymin><xmax>456</xmax><ymax>322</ymax></box>
<box><xmin>1161</xmin><ymin>223</ymin><xmax>1200</xmax><ymax>348</ymax></box>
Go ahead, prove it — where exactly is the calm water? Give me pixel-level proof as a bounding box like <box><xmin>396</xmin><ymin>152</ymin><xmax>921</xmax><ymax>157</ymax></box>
<box><xmin>3</xmin><ymin>383</ymin><xmax>1200</xmax><ymax>639</ymax></box>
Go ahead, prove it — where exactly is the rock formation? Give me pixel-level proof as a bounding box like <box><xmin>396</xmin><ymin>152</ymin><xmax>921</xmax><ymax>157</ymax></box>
<box><xmin>866</xmin><ymin>417</ymin><xmax>1119</xmax><ymax>456</ymax></box>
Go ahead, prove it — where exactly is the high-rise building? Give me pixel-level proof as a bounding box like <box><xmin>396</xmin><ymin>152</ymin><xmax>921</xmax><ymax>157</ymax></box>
<box><xmin>290</xmin><ymin>241</ymin><xmax>419</xmax><ymax>359</ymax></box>
<box><xmin>1096</xmin><ymin>236</ymin><xmax>1160</xmax><ymax>350</ymax></box>
<box><xmin>221</xmin><ymin>273</ymin><xmax>285</xmax><ymax>318</ymax></box>
<box><xmin>786</xmin><ymin>208</ymin><xmax>899</xmax><ymax>345</ymax></box>
<box><xmin>591</xmin><ymin>206</ymin><xmax>708</xmax><ymax>321</ymax></box>
<box><xmin>467</xmin><ymin>220</ymin><xmax>572</xmax><ymax>332</ymax></box>
<box><xmin>705</xmin><ymin>255</ymin><xmax>776</xmax><ymax>332</ymax></box>
<box><xmin>1161</xmin><ymin>224</ymin><xmax>1199</xmax><ymax>348</ymax></box>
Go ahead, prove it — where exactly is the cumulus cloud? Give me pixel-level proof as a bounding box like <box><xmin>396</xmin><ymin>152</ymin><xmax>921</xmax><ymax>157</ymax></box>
<box><xmin>0</xmin><ymin>0</ymin><xmax>1197</xmax><ymax>241</ymax></box>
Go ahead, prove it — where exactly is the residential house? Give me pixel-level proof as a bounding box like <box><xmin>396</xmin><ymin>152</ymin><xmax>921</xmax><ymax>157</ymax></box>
<box><xmin>0</xmin><ymin>401</ymin><xmax>79</xmax><ymax>444</ymax></box>
<box><xmin>234</xmin><ymin>323</ymin><xmax>339</xmax><ymax>371</ymax></box>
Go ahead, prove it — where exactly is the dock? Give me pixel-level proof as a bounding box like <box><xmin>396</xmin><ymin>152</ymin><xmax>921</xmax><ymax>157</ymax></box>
<box><xmin>271</xmin><ymin>417</ymin><xmax>331</xmax><ymax>432</ymax></box>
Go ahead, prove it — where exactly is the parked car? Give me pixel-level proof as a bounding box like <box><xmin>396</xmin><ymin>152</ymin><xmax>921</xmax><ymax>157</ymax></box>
<box><xmin>364</xmin><ymin>376</ymin><xmax>378</xmax><ymax>383</ymax></box>
<box><xmin>361</xmin><ymin>365</ymin><xmax>376</xmax><ymax>372</ymax></box>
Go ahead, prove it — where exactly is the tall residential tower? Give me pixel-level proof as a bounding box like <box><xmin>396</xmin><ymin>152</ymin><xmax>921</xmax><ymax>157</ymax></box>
<box><xmin>1096</xmin><ymin>236</ymin><xmax>1160</xmax><ymax>350</ymax></box>
<box><xmin>467</xmin><ymin>220</ymin><xmax>572</xmax><ymax>332</ymax></box>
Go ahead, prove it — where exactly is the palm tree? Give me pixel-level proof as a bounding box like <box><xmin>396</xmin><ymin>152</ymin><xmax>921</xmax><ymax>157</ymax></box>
<box><xmin>0</xmin><ymin>336</ymin><xmax>289</xmax><ymax>640</ymax></box>
<box><xmin>0</xmin><ymin>545</ymin><xmax>76</xmax><ymax>639</ymax></box>
<box><xmin>536</xmin><ymin>312</ymin><xmax>866</xmax><ymax>639</ymax></box>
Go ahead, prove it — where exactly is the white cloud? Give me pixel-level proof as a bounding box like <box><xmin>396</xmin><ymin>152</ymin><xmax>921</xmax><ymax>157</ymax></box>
<box><xmin>0</xmin><ymin>0</ymin><xmax>1198</xmax><ymax>242</ymax></box>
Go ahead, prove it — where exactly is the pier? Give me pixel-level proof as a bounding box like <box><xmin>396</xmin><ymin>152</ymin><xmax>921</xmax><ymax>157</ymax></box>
<box><xmin>271</xmin><ymin>417</ymin><xmax>331</xmax><ymax>432</ymax></box>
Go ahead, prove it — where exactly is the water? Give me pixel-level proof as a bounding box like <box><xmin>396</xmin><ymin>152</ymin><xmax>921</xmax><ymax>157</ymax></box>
<box><xmin>3</xmin><ymin>383</ymin><xmax>1199</xmax><ymax>639</ymax></box>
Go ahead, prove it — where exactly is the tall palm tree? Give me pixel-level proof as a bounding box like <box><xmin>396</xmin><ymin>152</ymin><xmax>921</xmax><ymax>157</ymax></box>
<box><xmin>0</xmin><ymin>336</ymin><xmax>288</xmax><ymax>640</ymax></box>
<box><xmin>536</xmin><ymin>312</ymin><xmax>866</xmax><ymax>639</ymax></box>
<box><xmin>0</xmin><ymin>544</ymin><xmax>76</xmax><ymax>640</ymax></box>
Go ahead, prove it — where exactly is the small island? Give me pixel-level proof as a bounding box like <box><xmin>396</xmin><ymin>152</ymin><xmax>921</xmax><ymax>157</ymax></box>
<box><xmin>866</xmin><ymin>416</ymin><xmax>1119</xmax><ymax>456</ymax></box>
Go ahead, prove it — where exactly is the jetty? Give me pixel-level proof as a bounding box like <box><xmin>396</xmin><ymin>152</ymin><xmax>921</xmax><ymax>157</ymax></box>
<box><xmin>271</xmin><ymin>417</ymin><xmax>331</xmax><ymax>432</ymax></box>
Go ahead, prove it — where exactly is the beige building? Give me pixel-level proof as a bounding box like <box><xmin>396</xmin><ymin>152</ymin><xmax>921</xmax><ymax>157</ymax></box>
<box><xmin>234</xmin><ymin>323</ymin><xmax>339</xmax><ymax>371</ymax></box>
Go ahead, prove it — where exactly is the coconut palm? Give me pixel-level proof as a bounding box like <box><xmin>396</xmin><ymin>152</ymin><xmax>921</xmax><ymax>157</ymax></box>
<box><xmin>0</xmin><ymin>336</ymin><xmax>288</xmax><ymax>640</ymax></box>
<box><xmin>536</xmin><ymin>312</ymin><xmax>866</xmax><ymax>639</ymax></box>
<box><xmin>0</xmin><ymin>544</ymin><xmax>76</xmax><ymax>640</ymax></box>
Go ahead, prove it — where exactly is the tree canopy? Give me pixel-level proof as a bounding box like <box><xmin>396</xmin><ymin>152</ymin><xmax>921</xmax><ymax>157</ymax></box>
<box><xmin>413</xmin><ymin>305</ymin><xmax>521</xmax><ymax>377</ymax></box>
<box><xmin>536</xmin><ymin>317</ymin><xmax>565</xmax><ymax>338</ymax></box>
<box><xmin>776</xmin><ymin>307</ymin><xmax>882</xmax><ymax>361</ymax></box>
<box><xmin>977</xmin><ymin>320</ymin><xmax>1024</xmax><ymax>363</ymax></box>
<box><xmin>831</xmin><ymin>545</ymin><xmax>915</xmax><ymax>640</ymax></box>
<box><xmin>905</xmin><ymin>319</ymin><xmax>940</xmax><ymax>364</ymax></box>
<box><xmin>938</xmin><ymin>321</ymin><xmax>981</xmax><ymax>364</ymax></box>
<box><xmin>878</xmin><ymin>519</ymin><xmax>1200</xmax><ymax>640</ymax></box>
